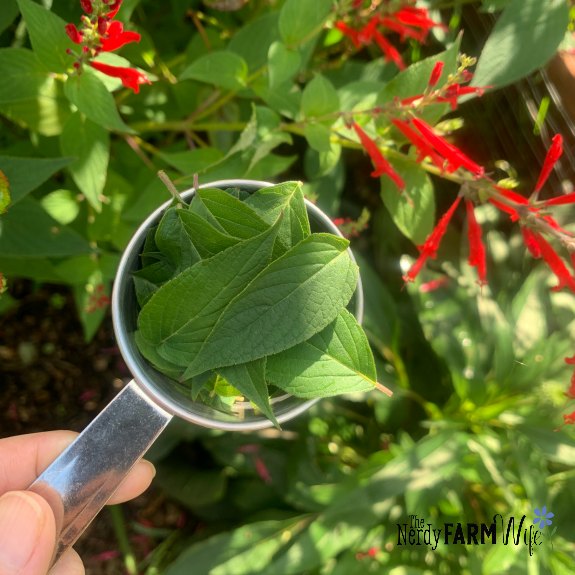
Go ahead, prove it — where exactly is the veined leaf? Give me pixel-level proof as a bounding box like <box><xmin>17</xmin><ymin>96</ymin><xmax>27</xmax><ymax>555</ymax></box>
<box><xmin>244</xmin><ymin>181</ymin><xmax>310</xmax><ymax>249</ymax></box>
<box><xmin>195</xmin><ymin>187</ymin><xmax>270</xmax><ymax>239</ymax></box>
<box><xmin>181</xmin><ymin>233</ymin><xmax>358</xmax><ymax>378</ymax></box>
<box><xmin>139</xmin><ymin>220</ymin><xmax>281</xmax><ymax>355</ymax></box>
<box><xmin>155</xmin><ymin>207</ymin><xmax>201</xmax><ymax>271</ymax></box>
<box><xmin>218</xmin><ymin>358</ymin><xmax>279</xmax><ymax>427</ymax></box>
<box><xmin>266</xmin><ymin>309</ymin><xmax>381</xmax><ymax>398</ymax></box>
<box><xmin>180</xmin><ymin>51</ymin><xmax>248</xmax><ymax>90</ymax></box>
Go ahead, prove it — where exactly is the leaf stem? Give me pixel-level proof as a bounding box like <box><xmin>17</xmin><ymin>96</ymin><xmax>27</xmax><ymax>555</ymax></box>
<box><xmin>109</xmin><ymin>505</ymin><xmax>138</xmax><ymax>575</ymax></box>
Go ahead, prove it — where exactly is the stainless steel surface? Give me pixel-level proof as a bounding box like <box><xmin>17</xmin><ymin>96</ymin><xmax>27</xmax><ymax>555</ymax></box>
<box><xmin>28</xmin><ymin>179</ymin><xmax>365</xmax><ymax>565</ymax></box>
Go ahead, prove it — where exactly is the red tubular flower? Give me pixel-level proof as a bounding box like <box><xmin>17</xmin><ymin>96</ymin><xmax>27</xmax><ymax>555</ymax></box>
<box><xmin>428</xmin><ymin>61</ymin><xmax>444</xmax><ymax>89</ymax></box>
<box><xmin>528</xmin><ymin>231</ymin><xmax>575</xmax><ymax>292</ymax></box>
<box><xmin>100</xmin><ymin>21</ymin><xmax>141</xmax><ymax>52</ymax></box>
<box><xmin>411</xmin><ymin>117</ymin><xmax>485</xmax><ymax>177</ymax></box>
<box><xmin>404</xmin><ymin>196</ymin><xmax>462</xmax><ymax>282</ymax></box>
<box><xmin>378</xmin><ymin>17</ymin><xmax>427</xmax><ymax>43</ymax></box>
<box><xmin>352</xmin><ymin>122</ymin><xmax>405</xmax><ymax>190</ymax></box>
<box><xmin>372</xmin><ymin>29</ymin><xmax>405</xmax><ymax>70</ymax></box>
<box><xmin>335</xmin><ymin>21</ymin><xmax>361</xmax><ymax>48</ymax></box>
<box><xmin>534</xmin><ymin>134</ymin><xmax>563</xmax><ymax>195</ymax></box>
<box><xmin>80</xmin><ymin>0</ymin><xmax>93</xmax><ymax>14</ymax></box>
<box><xmin>89</xmin><ymin>61</ymin><xmax>151</xmax><ymax>93</ymax></box>
<box><xmin>106</xmin><ymin>0</ymin><xmax>123</xmax><ymax>18</ymax></box>
<box><xmin>391</xmin><ymin>118</ymin><xmax>444</xmax><ymax>169</ymax></box>
<box><xmin>542</xmin><ymin>191</ymin><xmax>575</xmax><ymax>207</ymax></box>
<box><xmin>563</xmin><ymin>410</ymin><xmax>575</xmax><ymax>425</ymax></box>
<box><xmin>565</xmin><ymin>354</ymin><xmax>575</xmax><ymax>365</ymax></box>
<box><xmin>65</xmin><ymin>23</ymin><xmax>83</xmax><ymax>44</ymax></box>
<box><xmin>465</xmin><ymin>199</ymin><xmax>487</xmax><ymax>284</ymax></box>
<box><xmin>437</xmin><ymin>84</ymin><xmax>485</xmax><ymax>111</ymax></box>
<box><xmin>521</xmin><ymin>227</ymin><xmax>542</xmax><ymax>258</ymax></box>
<box><xmin>565</xmin><ymin>368</ymin><xmax>575</xmax><ymax>398</ymax></box>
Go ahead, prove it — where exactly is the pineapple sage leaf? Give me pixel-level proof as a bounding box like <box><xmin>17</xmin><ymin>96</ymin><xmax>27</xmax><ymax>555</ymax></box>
<box><xmin>180</xmin><ymin>233</ymin><xmax>358</xmax><ymax>379</ymax></box>
<box><xmin>244</xmin><ymin>181</ymin><xmax>310</xmax><ymax>249</ymax></box>
<box><xmin>266</xmin><ymin>308</ymin><xmax>391</xmax><ymax>398</ymax></box>
<box><xmin>217</xmin><ymin>358</ymin><xmax>279</xmax><ymax>428</ymax></box>
<box><xmin>138</xmin><ymin>216</ymin><xmax>282</xmax><ymax>356</ymax></box>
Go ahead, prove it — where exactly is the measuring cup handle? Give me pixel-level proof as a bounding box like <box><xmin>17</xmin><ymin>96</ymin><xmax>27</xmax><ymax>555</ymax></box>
<box><xmin>28</xmin><ymin>380</ymin><xmax>172</xmax><ymax>565</ymax></box>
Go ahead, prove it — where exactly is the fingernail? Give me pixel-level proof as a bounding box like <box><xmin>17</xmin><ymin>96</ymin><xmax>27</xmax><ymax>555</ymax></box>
<box><xmin>0</xmin><ymin>491</ymin><xmax>45</xmax><ymax>571</ymax></box>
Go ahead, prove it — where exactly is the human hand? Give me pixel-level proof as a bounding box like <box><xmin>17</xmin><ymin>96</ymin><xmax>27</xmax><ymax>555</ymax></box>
<box><xmin>0</xmin><ymin>431</ymin><xmax>156</xmax><ymax>575</ymax></box>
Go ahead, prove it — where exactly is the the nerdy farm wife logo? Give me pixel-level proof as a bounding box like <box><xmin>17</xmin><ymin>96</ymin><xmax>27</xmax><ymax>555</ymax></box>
<box><xmin>396</xmin><ymin>506</ymin><xmax>556</xmax><ymax>556</ymax></box>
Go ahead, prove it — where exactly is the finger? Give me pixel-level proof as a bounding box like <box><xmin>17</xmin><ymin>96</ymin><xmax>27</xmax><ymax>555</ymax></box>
<box><xmin>49</xmin><ymin>548</ymin><xmax>85</xmax><ymax>575</ymax></box>
<box><xmin>107</xmin><ymin>459</ymin><xmax>156</xmax><ymax>504</ymax></box>
<box><xmin>0</xmin><ymin>431</ymin><xmax>78</xmax><ymax>493</ymax></box>
<box><xmin>0</xmin><ymin>490</ymin><xmax>56</xmax><ymax>575</ymax></box>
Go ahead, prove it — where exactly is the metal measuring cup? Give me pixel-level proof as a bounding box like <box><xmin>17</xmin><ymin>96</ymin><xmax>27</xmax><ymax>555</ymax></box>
<box><xmin>28</xmin><ymin>179</ymin><xmax>364</xmax><ymax>563</ymax></box>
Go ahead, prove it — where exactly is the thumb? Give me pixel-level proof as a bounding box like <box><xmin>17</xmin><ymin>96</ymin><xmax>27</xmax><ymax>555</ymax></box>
<box><xmin>0</xmin><ymin>491</ymin><xmax>56</xmax><ymax>575</ymax></box>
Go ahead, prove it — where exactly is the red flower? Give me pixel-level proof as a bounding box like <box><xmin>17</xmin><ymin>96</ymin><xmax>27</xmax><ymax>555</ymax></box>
<box><xmin>527</xmin><ymin>231</ymin><xmax>575</xmax><ymax>292</ymax></box>
<box><xmin>80</xmin><ymin>0</ymin><xmax>93</xmax><ymax>14</ymax></box>
<box><xmin>565</xmin><ymin>354</ymin><xmax>575</xmax><ymax>365</ymax></box>
<box><xmin>100</xmin><ymin>20</ymin><xmax>141</xmax><ymax>52</ymax></box>
<box><xmin>89</xmin><ymin>61</ymin><xmax>151</xmax><ymax>93</ymax></box>
<box><xmin>534</xmin><ymin>134</ymin><xmax>563</xmax><ymax>195</ymax></box>
<box><xmin>465</xmin><ymin>199</ymin><xmax>487</xmax><ymax>284</ymax></box>
<box><xmin>372</xmin><ymin>29</ymin><xmax>405</xmax><ymax>70</ymax></box>
<box><xmin>437</xmin><ymin>84</ymin><xmax>485</xmax><ymax>111</ymax></box>
<box><xmin>563</xmin><ymin>410</ymin><xmax>575</xmax><ymax>425</ymax></box>
<box><xmin>404</xmin><ymin>196</ymin><xmax>462</xmax><ymax>282</ymax></box>
<box><xmin>392</xmin><ymin>118</ymin><xmax>444</xmax><ymax>169</ymax></box>
<box><xmin>521</xmin><ymin>227</ymin><xmax>542</xmax><ymax>258</ymax></box>
<box><xmin>65</xmin><ymin>23</ymin><xmax>83</xmax><ymax>44</ymax></box>
<box><xmin>335</xmin><ymin>21</ymin><xmax>362</xmax><ymax>48</ymax></box>
<box><xmin>428</xmin><ymin>61</ymin><xmax>444</xmax><ymax>88</ymax></box>
<box><xmin>542</xmin><ymin>191</ymin><xmax>575</xmax><ymax>207</ymax></box>
<box><xmin>565</xmin><ymin>368</ymin><xmax>575</xmax><ymax>399</ymax></box>
<box><xmin>105</xmin><ymin>0</ymin><xmax>123</xmax><ymax>19</ymax></box>
<box><xmin>411</xmin><ymin>117</ymin><xmax>485</xmax><ymax>177</ymax></box>
<box><xmin>352</xmin><ymin>122</ymin><xmax>405</xmax><ymax>190</ymax></box>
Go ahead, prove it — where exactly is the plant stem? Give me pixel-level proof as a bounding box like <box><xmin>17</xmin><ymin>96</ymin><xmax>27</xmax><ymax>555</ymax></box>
<box><xmin>109</xmin><ymin>505</ymin><xmax>138</xmax><ymax>575</ymax></box>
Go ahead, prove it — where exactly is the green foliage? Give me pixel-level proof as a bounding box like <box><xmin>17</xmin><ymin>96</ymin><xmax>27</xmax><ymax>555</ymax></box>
<box><xmin>473</xmin><ymin>0</ymin><xmax>570</xmax><ymax>89</ymax></box>
<box><xmin>1</xmin><ymin>0</ymin><xmax>574</xmax><ymax>572</ymax></box>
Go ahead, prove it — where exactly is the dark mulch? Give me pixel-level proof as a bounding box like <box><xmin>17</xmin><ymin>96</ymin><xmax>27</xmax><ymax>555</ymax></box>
<box><xmin>0</xmin><ymin>281</ymin><xmax>182</xmax><ymax>574</ymax></box>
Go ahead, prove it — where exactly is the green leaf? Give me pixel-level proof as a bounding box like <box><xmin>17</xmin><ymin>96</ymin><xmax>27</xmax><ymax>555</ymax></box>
<box><xmin>64</xmin><ymin>70</ymin><xmax>133</xmax><ymax>133</ymax></box>
<box><xmin>138</xmin><ymin>221</ymin><xmax>281</xmax><ymax>360</ymax></box>
<box><xmin>155</xmin><ymin>207</ymin><xmax>201</xmax><ymax>271</ymax></box>
<box><xmin>268</xmin><ymin>41</ymin><xmax>301</xmax><ymax>88</ymax></box>
<box><xmin>0</xmin><ymin>48</ymin><xmax>51</xmax><ymax>104</ymax></box>
<box><xmin>134</xmin><ymin>330</ymin><xmax>185</xmax><ymax>379</ymax></box>
<box><xmin>301</xmin><ymin>74</ymin><xmax>340</xmax><ymax>119</ymax></box>
<box><xmin>473</xmin><ymin>0</ymin><xmax>569</xmax><ymax>89</ymax></box>
<box><xmin>158</xmin><ymin>148</ymin><xmax>223</xmax><ymax>175</ymax></box>
<box><xmin>0</xmin><ymin>171</ymin><xmax>10</xmax><ymax>215</ymax></box>
<box><xmin>218</xmin><ymin>359</ymin><xmax>279</xmax><ymax>427</ymax></box>
<box><xmin>279</xmin><ymin>0</ymin><xmax>333</xmax><ymax>47</ymax></box>
<box><xmin>0</xmin><ymin>155</ymin><xmax>73</xmax><ymax>205</ymax></box>
<box><xmin>60</xmin><ymin>113</ymin><xmax>110</xmax><ymax>211</ymax></box>
<box><xmin>40</xmin><ymin>189</ymin><xmax>79</xmax><ymax>225</ymax></box>
<box><xmin>180</xmin><ymin>51</ymin><xmax>248</xmax><ymax>90</ymax></box>
<box><xmin>0</xmin><ymin>0</ymin><xmax>18</xmax><ymax>35</ymax></box>
<box><xmin>380</xmin><ymin>156</ymin><xmax>435</xmax><ymax>245</ymax></box>
<box><xmin>177</xmin><ymin>209</ymin><xmax>242</xmax><ymax>258</ymax></box>
<box><xmin>195</xmin><ymin>187</ymin><xmax>270</xmax><ymax>239</ymax></box>
<box><xmin>0</xmin><ymin>197</ymin><xmax>92</xmax><ymax>257</ymax></box>
<box><xmin>228</xmin><ymin>12</ymin><xmax>280</xmax><ymax>72</ymax></box>
<box><xmin>182</xmin><ymin>233</ymin><xmax>358</xmax><ymax>378</ymax></box>
<box><xmin>304</xmin><ymin>123</ymin><xmax>332</xmax><ymax>152</ymax></box>
<box><xmin>244</xmin><ymin>181</ymin><xmax>311</xmax><ymax>249</ymax></box>
<box><xmin>267</xmin><ymin>309</ymin><xmax>380</xmax><ymax>398</ymax></box>
<box><xmin>16</xmin><ymin>0</ymin><xmax>75</xmax><ymax>73</ymax></box>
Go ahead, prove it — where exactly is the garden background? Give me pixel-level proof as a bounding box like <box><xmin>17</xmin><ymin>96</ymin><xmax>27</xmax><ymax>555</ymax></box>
<box><xmin>1</xmin><ymin>0</ymin><xmax>575</xmax><ymax>573</ymax></box>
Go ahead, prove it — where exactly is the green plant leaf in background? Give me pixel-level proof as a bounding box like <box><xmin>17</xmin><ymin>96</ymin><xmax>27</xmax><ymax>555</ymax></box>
<box><xmin>180</xmin><ymin>51</ymin><xmax>249</xmax><ymax>90</ymax></box>
<box><xmin>64</xmin><ymin>70</ymin><xmax>133</xmax><ymax>133</ymax></box>
<box><xmin>0</xmin><ymin>171</ymin><xmax>10</xmax><ymax>215</ymax></box>
<box><xmin>0</xmin><ymin>0</ymin><xmax>18</xmax><ymax>35</ymax></box>
<box><xmin>301</xmin><ymin>74</ymin><xmax>340</xmax><ymax>119</ymax></box>
<box><xmin>0</xmin><ymin>155</ymin><xmax>73</xmax><ymax>205</ymax></box>
<box><xmin>40</xmin><ymin>190</ymin><xmax>80</xmax><ymax>225</ymax></box>
<box><xmin>279</xmin><ymin>0</ymin><xmax>333</xmax><ymax>47</ymax></box>
<box><xmin>472</xmin><ymin>0</ymin><xmax>569</xmax><ymax>89</ymax></box>
<box><xmin>16</xmin><ymin>0</ymin><xmax>76</xmax><ymax>73</ymax></box>
<box><xmin>60</xmin><ymin>113</ymin><xmax>110</xmax><ymax>212</ymax></box>
<box><xmin>380</xmin><ymin>156</ymin><xmax>435</xmax><ymax>244</ymax></box>
<box><xmin>268</xmin><ymin>41</ymin><xmax>301</xmax><ymax>88</ymax></box>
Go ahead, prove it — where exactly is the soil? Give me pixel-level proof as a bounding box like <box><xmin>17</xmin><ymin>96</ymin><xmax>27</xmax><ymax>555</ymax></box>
<box><xmin>0</xmin><ymin>281</ymin><xmax>185</xmax><ymax>574</ymax></box>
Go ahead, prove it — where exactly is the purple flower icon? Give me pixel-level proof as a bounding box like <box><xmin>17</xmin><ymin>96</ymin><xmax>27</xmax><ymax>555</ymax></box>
<box><xmin>533</xmin><ymin>506</ymin><xmax>554</xmax><ymax>530</ymax></box>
